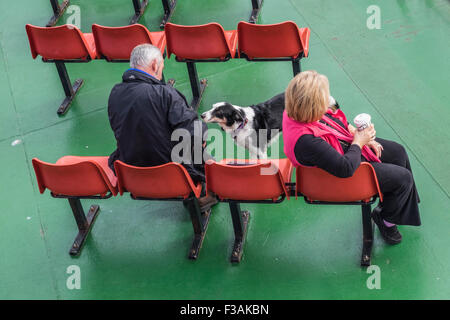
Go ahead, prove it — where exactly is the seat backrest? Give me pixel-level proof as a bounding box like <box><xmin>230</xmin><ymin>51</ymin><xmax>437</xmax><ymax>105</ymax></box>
<box><xmin>205</xmin><ymin>160</ymin><xmax>288</xmax><ymax>202</ymax></box>
<box><xmin>296</xmin><ymin>162</ymin><xmax>383</xmax><ymax>203</ymax></box>
<box><xmin>165</xmin><ymin>22</ymin><xmax>232</xmax><ymax>60</ymax></box>
<box><xmin>32</xmin><ymin>158</ymin><xmax>117</xmax><ymax>197</ymax></box>
<box><xmin>25</xmin><ymin>24</ymin><xmax>94</xmax><ymax>61</ymax></box>
<box><xmin>92</xmin><ymin>24</ymin><xmax>154</xmax><ymax>61</ymax></box>
<box><xmin>237</xmin><ymin>21</ymin><xmax>307</xmax><ymax>59</ymax></box>
<box><xmin>114</xmin><ymin>160</ymin><xmax>200</xmax><ymax>199</ymax></box>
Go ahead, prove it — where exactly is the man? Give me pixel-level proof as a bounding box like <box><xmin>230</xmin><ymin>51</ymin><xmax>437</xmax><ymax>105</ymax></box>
<box><xmin>108</xmin><ymin>44</ymin><xmax>217</xmax><ymax>210</ymax></box>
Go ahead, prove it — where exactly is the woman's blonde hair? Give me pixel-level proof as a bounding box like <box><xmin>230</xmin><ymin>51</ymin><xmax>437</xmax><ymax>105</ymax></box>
<box><xmin>285</xmin><ymin>70</ymin><xmax>330</xmax><ymax>123</ymax></box>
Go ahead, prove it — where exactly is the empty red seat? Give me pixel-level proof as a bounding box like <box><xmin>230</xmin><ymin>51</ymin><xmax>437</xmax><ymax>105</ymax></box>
<box><xmin>164</xmin><ymin>22</ymin><xmax>238</xmax><ymax>110</ymax></box>
<box><xmin>295</xmin><ymin>162</ymin><xmax>383</xmax><ymax>266</ymax></box>
<box><xmin>33</xmin><ymin>156</ymin><xmax>117</xmax><ymax>197</ymax></box>
<box><xmin>114</xmin><ymin>160</ymin><xmax>201</xmax><ymax>199</ymax></box>
<box><xmin>114</xmin><ymin>160</ymin><xmax>208</xmax><ymax>259</ymax></box>
<box><xmin>25</xmin><ymin>24</ymin><xmax>98</xmax><ymax>115</ymax></box>
<box><xmin>165</xmin><ymin>22</ymin><xmax>237</xmax><ymax>61</ymax></box>
<box><xmin>32</xmin><ymin>156</ymin><xmax>117</xmax><ymax>256</ymax></box>
<box><xmin>237</xmin><ymin>21</ymin><xmax>310</xmax><ymax>75</ymax></box>
<box><xmin>26</xmin><ymin>24</ymin><xmax>98</xmax><ymax>61</ymax></box>
<box><xmin>206</xmin><ymin>158</ymin><xmax>292</xmax><ymax>202</ymax></box>
<box><xmin>92</xmin><ymin>24</ymin><xmax>166</xmax><ymax>61</ymax></box>
<box><xmin>205</xmin><ymin>158</ymin><xmax>292</xmax><ymax>263</ymax></box>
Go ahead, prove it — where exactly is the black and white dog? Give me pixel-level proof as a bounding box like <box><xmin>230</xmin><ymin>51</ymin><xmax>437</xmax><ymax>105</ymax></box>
<box><xmin>201</xmin><ymin>93</ymin><xmax>339</xmax><ymax>159</ymax></box>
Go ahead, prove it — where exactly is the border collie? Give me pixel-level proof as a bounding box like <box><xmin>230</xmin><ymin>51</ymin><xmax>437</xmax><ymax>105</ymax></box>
<box><xmin>201</xmin><ymin>93</ymin><xmax>340</xmax><ymax>159</ymax></box>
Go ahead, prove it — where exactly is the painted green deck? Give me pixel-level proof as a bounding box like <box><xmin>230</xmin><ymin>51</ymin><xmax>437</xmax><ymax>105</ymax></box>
<box><xmin>0</xmin><ymin>0</ymin><xmax>449</xmax><ymax>299</ymax></box>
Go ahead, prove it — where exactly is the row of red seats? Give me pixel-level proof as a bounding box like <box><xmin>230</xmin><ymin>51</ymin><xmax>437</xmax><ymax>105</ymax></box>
<box><xmin>33</xmin><ymin>156</ymin><xmax>382</xmax><ymax>266</ymax></box>
<box><xmin>25</xmin><ymin>21</ymin><xmax>310</xmax><ymax>114</ymax></box>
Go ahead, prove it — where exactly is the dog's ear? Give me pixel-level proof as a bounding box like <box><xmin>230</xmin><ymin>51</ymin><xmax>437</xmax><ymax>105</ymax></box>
<box><xmin>234</xmin><ymin>109</ymin><xmax>245</xmax><ymax>122</ymax></box>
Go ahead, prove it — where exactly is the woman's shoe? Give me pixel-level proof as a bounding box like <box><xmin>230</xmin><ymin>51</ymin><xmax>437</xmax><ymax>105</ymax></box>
<box><xmin>371</xmin><ymin>205</ymin><xmax>402</xmax><ymax>245</ymax></box>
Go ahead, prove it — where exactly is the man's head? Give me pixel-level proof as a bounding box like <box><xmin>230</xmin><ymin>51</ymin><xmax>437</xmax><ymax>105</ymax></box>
<box><xmin>130</xmin><ymin>44</ymin><xmax>164</xmax><ymax>80</ymax></box>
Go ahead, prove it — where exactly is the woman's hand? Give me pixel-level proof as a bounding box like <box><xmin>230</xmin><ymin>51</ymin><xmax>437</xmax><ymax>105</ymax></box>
<box><xmin>367</xmin><ymin>140</ymin><xmax>383</xmax><ymax>158</ymax></box>
<box><xmin>352</xmin><ymin>124</ymin><xmax>376</xmax><ymax>149</ymax></box>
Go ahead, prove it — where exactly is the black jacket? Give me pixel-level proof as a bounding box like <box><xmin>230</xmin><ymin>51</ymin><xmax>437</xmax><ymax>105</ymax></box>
<box><xmin>108</xmin><ymin>69</ymin><xmax>207</xmax><ymax>183</ymax></box>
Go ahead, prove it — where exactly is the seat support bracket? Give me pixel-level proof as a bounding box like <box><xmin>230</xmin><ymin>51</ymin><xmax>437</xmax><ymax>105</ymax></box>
<box><xmin>160</xmin><ymin>0</ymin><xmax>177</xmax><ymax>29</ymax></box>
<box><xmin>249</xmin><ymin>0</ymin><xmax>263</xmax><ymax>24</ymax></box>
<box><xmin>47</xmin><ymin>0</ymin><xmax>70</xmax><ymax>27</ymax></box>
<box><xmin>186</xmin><ymin>62</ymin><xmax>207</xmax><ymax>111</ymax></box>
<box><xmin>185</xmin><ymin>196</ymin><xmax>210</xmax><ymax>259</ymax></box>
<box><xmin>68</xmin><ymin>198</ymin><xmax>100</xmax><ymax>256</ymax></box>
<box><xmin>361</xmin><ymin>203</ymin><xmax>374</xmax><ymax>267</ymax></box>
<box><xmin>130</xmin><ymin>0</ymin><xmax>149</xmax><ymax>24</ymax></box>
<box><xmin>229</xmin><ymin>202</ymin><xmax>250</xmax><ymax>263</ymax></box>
<box><xmin>55</xmin><ymin>61</ymin><xmax>83</xmax><ymax>116</ymax></box>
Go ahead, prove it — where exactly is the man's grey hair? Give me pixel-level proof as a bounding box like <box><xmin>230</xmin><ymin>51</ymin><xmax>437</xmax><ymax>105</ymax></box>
<box><xmin>130</xmin><ymin>44</ymin><xmax>163</xmax><ymax>69</ymax></box>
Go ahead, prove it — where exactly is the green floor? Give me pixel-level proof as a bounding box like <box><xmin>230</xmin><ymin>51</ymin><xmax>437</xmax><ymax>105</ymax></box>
<box><xmin>0</xmin><ymin>0</ymin><xmax>449</xmax><ymax>299</ymax></box>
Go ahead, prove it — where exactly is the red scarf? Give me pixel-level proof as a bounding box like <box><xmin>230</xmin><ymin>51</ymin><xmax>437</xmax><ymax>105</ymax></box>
<box><xmin>283</xmin><ymin>109</ymin><xmax>380</xmax><ymax>167</ymax></box>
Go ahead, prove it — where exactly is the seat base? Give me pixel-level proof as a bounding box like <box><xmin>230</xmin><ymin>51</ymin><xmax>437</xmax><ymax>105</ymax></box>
<box><xmin>189</xmin><ymin>209</ymin><xmax>211</xmax><ymax>259</ymax></box>
<box><xmin>231</xmin><ymin>210</ymin><xmax>250</xmax><ymax>263</ymax></box>
<box><xmin>249</xmin><ymin>0</ymin><xmax>263</xmax><ymax>24</ymax></box>
<box><xmin>57</xmin><ymin>78</ymin><xmax>84</xmax><ymax>116</ymax></box>
<box><xmin>47</xmin><ymin>0</ymin><xmax>70</xmax><ymax>27</ymax></box>
<box><xmin>69</xmin><ymin>204</ymin><xmax>100</xmax><ymax>256</ymax></box>
<box><xmin>130</xmin><ymin>0</ymin><xmax>149</xmax><ymax>25</ymax></box>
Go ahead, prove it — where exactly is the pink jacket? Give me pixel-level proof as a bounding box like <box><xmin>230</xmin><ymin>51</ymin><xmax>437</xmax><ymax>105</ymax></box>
<box><xmin>283</xmin><ymin>109</ymin><xmax>380</xmax><ymax>167</ymax></box>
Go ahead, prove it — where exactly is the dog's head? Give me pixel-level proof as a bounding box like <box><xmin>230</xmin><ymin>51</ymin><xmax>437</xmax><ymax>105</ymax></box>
<box><xmin>329</xmin><ymin>95</ymin><xmax>340</xmax><ymax>112</ymax></box>
<box><xmin>201</xmin><ymin>102</ymin><xmax>246</xmax><ymax>132</ymax></box>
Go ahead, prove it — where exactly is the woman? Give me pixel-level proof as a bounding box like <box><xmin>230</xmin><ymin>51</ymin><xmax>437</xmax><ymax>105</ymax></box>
<box><xmin>283</xmin><ymin>71</ymin><xmax>421</xmax><ymax>244</ymax></box>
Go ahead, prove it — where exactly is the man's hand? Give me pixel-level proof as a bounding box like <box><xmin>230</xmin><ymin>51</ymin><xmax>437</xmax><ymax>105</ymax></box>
<box><xmin>367</xmin><ymin>140</ymin><xmax>383</xmax><ymax>158</ymax></box>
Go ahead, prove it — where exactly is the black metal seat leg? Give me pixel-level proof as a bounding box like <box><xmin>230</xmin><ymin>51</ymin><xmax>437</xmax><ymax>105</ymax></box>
<box><xmin>130</xmin><ymin>0</ymin><xmax>149</xmax><ymax>24</ymax></box>
<box><xmin>292</xmin><ymin>59</ymin><xmax>301</xmax><ymax>77</ymax></box>
<box><xmin>186</xmin><ymin>62</ymin><xmax>207</xmax><ymax>111</ymax></box>
<box><xmin>160</xmin><ymin>0</ymin><xmax>177</xmax><ymax>29</ymax></box>
<box><xmin>54</xmin><ymin>61</ymin><xmax>84</xmax><ymax>115</ymax></box>
<box><xmin>68</xmin><ymin>198</ymin><xmax>100</xmax><ymax>256</ymax></box>
<box><xmin>229</xmin><ymin>202</ymin><xmax>250</xmax><ymax>263</ymax></box>
<box><xmin>185</xmin><ymin>197</ymin><xmax>211</xmax><ymax>259</ymax></box>
<box><xmin>361</xmin><ymin>204</ymin><xmax>374</xmax><ymax>267</ymax></box>
<box><xmin>47</xmin><ymin>0</ymin><xmax>70</xmax><ymax>27</ymax></box>
<box><xmin>249</xmin><ymin>0</ymin><xmax>263</xmax><ymax>24</ymax></box>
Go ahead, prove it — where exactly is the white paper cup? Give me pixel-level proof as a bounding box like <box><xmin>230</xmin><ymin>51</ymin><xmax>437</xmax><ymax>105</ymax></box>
<box><xmin>353</xmin><ymin>113</ymin><xmax>372</xmax><ymax>131</ymax></box>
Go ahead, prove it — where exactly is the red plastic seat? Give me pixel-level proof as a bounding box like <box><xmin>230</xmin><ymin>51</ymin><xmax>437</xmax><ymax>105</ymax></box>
<box><xmin>296</xmin><ymin>162</ymin><xmax>383</xmax><ymax>203</ymax></box>
<box><xmin>165</xmin><ymin>22</ymin><xmax>237</xmax><ymax>61</ymax></box>
<box><xmin>25</xmin><ymin>24</ymin><xmax>98</xmax><ymax>61</ymax></box>
<box><xmin>32</xmin><ymin>156</ymin><xmax>117</xmax><ymax>197</ymax></box>
<box><xmin>114</xmin><ymin>160</ymin><xmax>202</xmax><ymax>199</ymax></box>
<box><xmin>206</xmin><ymin>158</ymin><xmax>292</xmax><ymax>202</ymax></box>
<box><xmin>32</xmin><ymin>156</ymin><xmax>118</xmax><ymax>256</ymax></box>
<box><xmin>237</xmin><ymin>21</ymin><xmax>310</xmax><ymax>60</ymax></box>
<box><xmin>205</xmin><ymin>158</ymin><xmax>292</xmax><ymax>263</ymax></box>
<box><xmin>113</xmin><ymin>160</ymin><xmax>209</xmax><ymax>260</ymax></box>
<box><xmin>295</xmin><ymin>162</ymin><xmax>383</xmax><ymax>267</ymax></box>
<box><xmin>92</xmin><ymin>24</ymin><xmax>166</xmax><ymax>61</ymax></box>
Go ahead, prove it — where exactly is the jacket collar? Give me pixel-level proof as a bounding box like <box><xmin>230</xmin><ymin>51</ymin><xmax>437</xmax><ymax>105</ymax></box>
<box><xmin>122</xmin><ymin>68</ymin><xmax>162</xmax><ymax>84</ymax></box>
